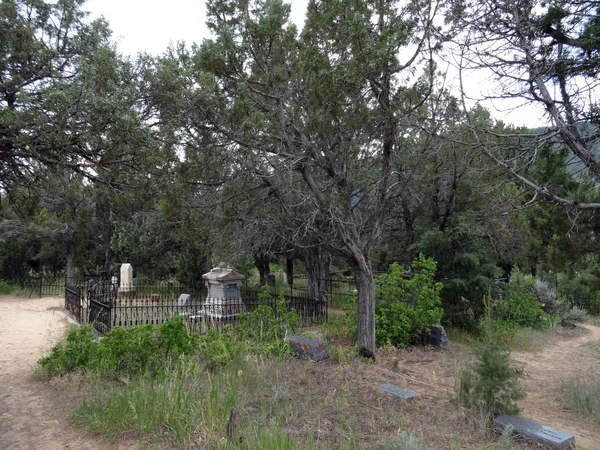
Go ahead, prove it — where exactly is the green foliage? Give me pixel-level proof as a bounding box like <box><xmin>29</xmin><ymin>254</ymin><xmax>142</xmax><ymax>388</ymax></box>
<box><xmin>492</xmin><ymin>292</ymin><xmax>548</xmax><ymax>329</ymax></box>
<box><xmin>38</xmin><ymin>326</ymin><xmax>97</xmax><ymax>377</ymax></box>
<box><xmin>74</xmin><ymin>359</ymin><xmax>238</xmax><ymax>445</ymax></box>
<box><xmin>456</xmin><ymin>298</ymin><xmax>525</xmax><ymax>417</ymax></box>
<box><xmin>344</xmin><ymin>256</ymin><xmax>443</xmax><ymax>347</ymax></box>
<box><xmin>0</xmin><ymin>280</ymin><xmax>19</xmax><ymax>294</ymax></box>
<box><xmin>375</xmin><ymin>256</ymin><xmax>443</xmax><ymax>347</ymax></box>
<box><xmin>197</xmin><ymin>330</ymin><xmax>246</xmax><ymax>368</ymax></box>
<box><xmin>238</xmin><ymin>286</ymin><xmax>300</xmax><ymax>343</ymax></box>
<box><xmin>38</xmin><ymin>316</ymin><xmax>198</xmax><ymax>377</ymax></box>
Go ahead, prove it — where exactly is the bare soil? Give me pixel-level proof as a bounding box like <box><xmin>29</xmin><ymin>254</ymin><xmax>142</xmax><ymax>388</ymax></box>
<box><xmin>0</xmin><ymin>295</ymin><xmax>135</xmax><ymax>450</ymax></box>
<box><xmin>513</xmin><ymin>324</ymin><xmax>600</xmax><ymax>449</ymax></box>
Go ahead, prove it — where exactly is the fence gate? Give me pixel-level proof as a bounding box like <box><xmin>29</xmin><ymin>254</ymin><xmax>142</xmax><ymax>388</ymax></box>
<box><xmin>65</xmin><ymin>285</ymin><xmax>83</xmax><ymax>321</ymax></box>
<box><xmin>88</xmin><ymin>279</ymin><xmax>117</xmax><ymax>333</ymax></box>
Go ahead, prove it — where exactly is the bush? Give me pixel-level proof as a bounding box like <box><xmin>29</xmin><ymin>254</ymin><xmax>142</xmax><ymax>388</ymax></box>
<box><xmin>38</xmin><ymin>316</ymin><xmax>198</xmax><ymax>378</ymax></box>
<box><xmin>533</xmin><ymin>280</ymin><xmax>561</xmax><ymax>314</ymax></box>
<box><xmin>492</xmin><ymin>292</ymin><xmax>548</xmax><ymax>329</ymax></box>
<box><xmin>197</xmin><ymin>330</ymin><xmax>246</xmax><ymax>368</ymax></box>
<box><xmin>344</xmin><ymin>255</ymin><xmax>444</xmax><ymax>347</ymax></box>
<box><xmin>375</xmin><ymin>255</ymin><xmax>444</xmax><ymax>347</ymax></box>
<box><xmin>0</xmin><ymin>280</ymin><xmax>19</xmax><ymax>294</ymax></box>
<box><xmin>38</xmin><ymin>325</ymin><xmax>97</xmax><ymax>377</ymax></box>
<box><xmin>456</xmin><ymin>297</ymin><xmax>525</xmax><ymax>417</ymax></box>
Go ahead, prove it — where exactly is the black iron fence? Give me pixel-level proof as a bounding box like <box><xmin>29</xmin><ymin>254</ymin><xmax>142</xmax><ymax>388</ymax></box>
<box><xmin>61</xmin><ymin>278</ymin><xmax>326</xmax><ymax>334</ymax></box>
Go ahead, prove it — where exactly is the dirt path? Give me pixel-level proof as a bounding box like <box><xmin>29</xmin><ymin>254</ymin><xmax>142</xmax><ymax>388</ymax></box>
<box><xmin>513</xmin><ymin>324</ymin><xmax>600</xmax><ymax>449</ymax></box>
<box><xmin>0</xmin><ymin>295</ymin><xmax>122</xmax><ymax>450</ymax></box>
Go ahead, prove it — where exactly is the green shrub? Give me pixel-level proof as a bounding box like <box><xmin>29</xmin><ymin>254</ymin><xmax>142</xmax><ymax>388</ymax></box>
<box><xmin>0</xmin><ymin>280</ymin><xmax>19</xmax><ymax>294</ymax></box>
<box><xmin>39</xmin><ymin>316</ymin><xmax>199</xmax><ymax>378</ymax></box>
<box><xmin>38</xmin><ymin>325</ymin><xmax>97</xmax><ymax>377</ymax></box>
<box><xmin>456</xmin><ymin>297</ymin><xmax>525</xmax><ymax>417</ymax></box>
<box><xmin>96</xmin><ymin>325</ymin><xmax>160</xmax><ymax>375</ymax></box>
<box><xmin>197</xmin><ymin>330</ymin><xmax>246</xmax><ymax>368</ymax></box>
<box><xmin>349</xmin><ymin>255</ymin><xmax>444</xmax><ymax>347</ymax></box>
<box><xmin>492</xmin><ymin>292</ymin><xmax>548</xmax><ymax>329</ymax></box>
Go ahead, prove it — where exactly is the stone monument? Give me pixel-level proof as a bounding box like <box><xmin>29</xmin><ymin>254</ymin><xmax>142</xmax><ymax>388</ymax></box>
<box><xmin>201</xmin><ymin>267</ymin><xmax>245</xmax><ymax>319</ymax></box>
<box><xmin>119</xmin><ymin>263</ymin><xmax>134</xmax><ymax>292</ymax></box>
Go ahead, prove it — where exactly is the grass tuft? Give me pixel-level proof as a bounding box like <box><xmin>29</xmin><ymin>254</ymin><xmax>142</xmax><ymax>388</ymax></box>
<box><xmin>560</xmin><ymin>376</ymin><xmax>600</xmax><ymax>422</ymax></box>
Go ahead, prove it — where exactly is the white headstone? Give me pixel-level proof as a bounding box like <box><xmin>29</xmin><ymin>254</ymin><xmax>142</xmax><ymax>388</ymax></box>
<box><xmin>111</xmin><ymin>276</ymin><xmax>118</xmax><ymax>287</ymax></box>
<box><xmin>177</xmin><ymin>294</ymin><xmax>190</xmax><ymax>306</ymax></box>
<box><xmin>120</xmin><ymin>263</ymin><xmax>133</xmax><ymax>291</ymax></box>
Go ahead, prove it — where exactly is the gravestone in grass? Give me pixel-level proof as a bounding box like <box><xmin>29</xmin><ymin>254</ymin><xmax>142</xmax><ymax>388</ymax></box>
<box><xmin>379</xmin><ymin>383</ymin><xmax>420</xmax><ymax>400</ymax></box>
<box><xmin>285</xmin><ymin>336</ymin><xmax>328</xmax><ymax>361</ymax></box>
<box><xmin>493</xmin><ymin>415</ymin><xmax>575</xmax><ymax>450</ymax></box>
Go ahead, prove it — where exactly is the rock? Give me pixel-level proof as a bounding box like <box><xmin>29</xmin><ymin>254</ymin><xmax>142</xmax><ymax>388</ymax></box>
<box><xmin>285</xmin><ymin>336</ymin><xmax>328</xmax><ymax>361</ymax></box>
<box><xmin>493</xmin><ymin>415</ymin><xmax>575</xmax><ymax>450</ymax></box>
<box><xmin>150</xmin><ymin>293</ymin><xmax>160</xmax><ymax>302</ymax></box>
<box><xmin>428</xmin><ymin>325</ymin><xmax>450</xmax><ymax>347</ymax></box>
<box><xmin>379</xmin><ymin>383</ymin><xmax>420</xmax><ymax>400</ymax></box>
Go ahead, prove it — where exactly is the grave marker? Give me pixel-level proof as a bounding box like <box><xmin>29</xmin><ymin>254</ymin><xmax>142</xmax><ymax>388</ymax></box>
<box><xmin>379</xmin><ymin>383</ymin><xmax>420</xmax><ymax>400</ymax></box>
<box><xmin>493</xmin><ymin>415</ymin><xmax>575</xmax><ymax>450</ymax></box>
<box><xmin>177</xmin><ymin>293</ymin><xmax>190</xmax><ymax>306</ymax></box>
<box><xmin>119</xmin><ymin>263</ymin><xmax>134</xmax><ymax>292</ymax></box>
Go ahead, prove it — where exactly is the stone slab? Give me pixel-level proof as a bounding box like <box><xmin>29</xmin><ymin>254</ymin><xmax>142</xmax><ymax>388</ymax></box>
<box><xmin>379</xmin><ymin>383</ymin><xmax>420</xmax><ymax>400</ymax></box>
<box><xmin>285</xmin><ymin>336</ymin><xmax>328</xmax><ymax>361</ymax></box>
<box><xmin>494</xmin><ymin>415</ymin><xmax>575</xmax><ymax>450</ymax></box>
<box><xmin>177</xmin><ymin>293</ymin><xmax>191</xmax><ymax>306</ymax></box>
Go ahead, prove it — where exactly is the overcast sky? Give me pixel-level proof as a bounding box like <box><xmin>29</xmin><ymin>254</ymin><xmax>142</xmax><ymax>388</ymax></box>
<box><xmin>84</xmin><ymin>0</ymin><xmax>546</xmax><ymax>128</ymax></box>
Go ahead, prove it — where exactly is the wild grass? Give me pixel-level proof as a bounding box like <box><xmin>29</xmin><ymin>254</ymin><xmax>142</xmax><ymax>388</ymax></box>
<box><xmin>560</xmin><ymin>376</ymin><xmax>600</xmax><ymax>423</ymax></box>
<box><xmin>0</xmin><ymin>280</ymin><xmax>19</xmax><ymax>294</ymax></box>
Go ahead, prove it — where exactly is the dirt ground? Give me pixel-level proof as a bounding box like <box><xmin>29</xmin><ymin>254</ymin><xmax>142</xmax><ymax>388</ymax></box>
<box><xmin>0</xmin><ymin>295</ymin><xmax>137</xmax><ymax>450</ymax></box>
<box><xmin>514</xmin><ymin>324</ymin><xmax>600</xmax><ymax>449</ymax></box>
<box><xmin>2</xmin><ymin>295</ymin><xmax>600</xmax><ymax>449</ymax></box>
<box><xmin>371</xmin><ymin>325</ymin><xmax>600</xmax><ymax>450</ymax></box>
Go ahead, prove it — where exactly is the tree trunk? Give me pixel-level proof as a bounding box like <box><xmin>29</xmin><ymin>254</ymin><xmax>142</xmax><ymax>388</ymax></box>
<box><xmin>204</xmin><ymin>245</ymin><xmax>213</xmax><ymax>272</ymax></box>
<box><xmin>352</xmin><ymin>254</ymin><xmax>376</xmax><ymax>359</ymax></box>
<box><xmin>305</xmin><ymin>247</ymin><xmax>331</xmax><ymax>302</ymax></box>
<box><xmin>66</xmin><ymin>243</ymin><xmax>76</xmax><ymax>286</ymax></box>
<box><xmin>254</xmin><ymin>253</ymin><xmax>270</xmax><ymax>286</ymax></box>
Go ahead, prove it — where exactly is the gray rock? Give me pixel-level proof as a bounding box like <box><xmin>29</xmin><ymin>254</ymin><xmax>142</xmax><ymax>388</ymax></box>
<box><xmin>428</xmin><ymin>325</ymin><xmax>450</xmax><ymax>347</ymax></box>
<box><xmin>379</xmin><ymin>383</ymin><xmax>420</xmax><ymax>400</ymax></box>
<box><xmin>493</xmin><ymin>415</ymin><xmax>575</xmax><ymax>450</ymax></box>
<box><xmin>285</xmin><ymin>336</ymin><xmax>328</xmax><ymax>361</ymax></box>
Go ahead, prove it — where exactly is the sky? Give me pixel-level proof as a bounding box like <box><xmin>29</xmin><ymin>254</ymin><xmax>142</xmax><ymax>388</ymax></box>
<box><xmin>84</xmin><ymin>0</ymin><xmax>546</xmax><ymax>128</ymax></box>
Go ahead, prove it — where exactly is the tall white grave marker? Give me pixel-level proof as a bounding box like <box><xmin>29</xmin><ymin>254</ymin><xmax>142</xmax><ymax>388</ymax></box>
<box><xmin>120</xmin><ymin>263</ymin><xmax>134</xmax><ymax>292</ymax></box>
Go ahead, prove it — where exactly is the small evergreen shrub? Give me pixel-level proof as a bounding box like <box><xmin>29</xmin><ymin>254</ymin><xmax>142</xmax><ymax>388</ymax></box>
<box><xmin>456</xmin><ymin>297</ymin><xmax>525</xmax><ymax>417</ymax></box>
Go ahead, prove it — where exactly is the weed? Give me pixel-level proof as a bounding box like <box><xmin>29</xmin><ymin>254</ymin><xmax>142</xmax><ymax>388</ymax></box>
<box><xmin>560</xmin><ymin>376</ymin><xmax>600</xmax><ymax>422</ymax></box>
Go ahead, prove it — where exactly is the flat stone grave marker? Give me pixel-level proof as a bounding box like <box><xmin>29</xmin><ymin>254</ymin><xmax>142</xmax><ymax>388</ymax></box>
<box><xmin>379</xmin><ymin>383</ymin><xmax>420</xmax><ymax>400</ymax></box>
<box><xmin>177</xmin><ymin>294</ymin><xmax>191</xmax><ymax>306</ymax></box>
<box><xmin>494</xmin><ymin>415</ymin><xmax>575</xmax><ymax>450</ymax></box>
<box><xmin>285</xmin><ymin>336</ymin><xmax>328</xmax><ymax>361</ymax></box>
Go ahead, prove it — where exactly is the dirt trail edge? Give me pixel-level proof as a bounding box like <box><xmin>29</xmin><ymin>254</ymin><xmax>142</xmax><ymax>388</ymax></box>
<box><xmin>0</xmin><ymin>295</ymin><xmax>116</xmax><ymax>450</ymax></box>
<box><xmin>513</xmin><ymin>323</ymin><xmax>600</xmax><ymax>450</ymax></box>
